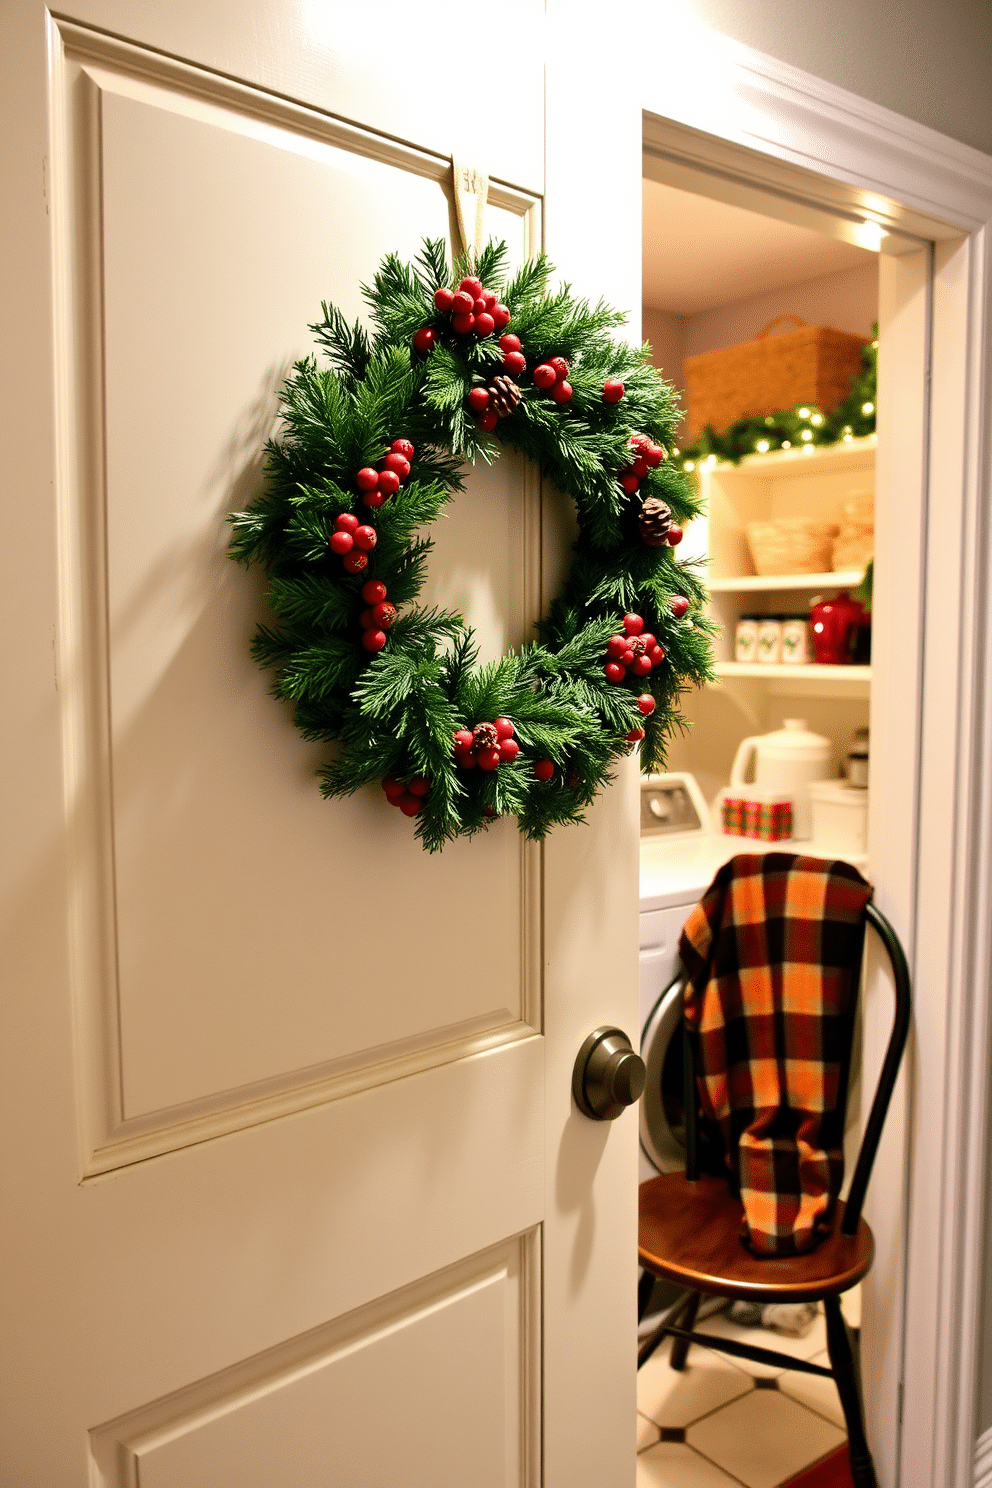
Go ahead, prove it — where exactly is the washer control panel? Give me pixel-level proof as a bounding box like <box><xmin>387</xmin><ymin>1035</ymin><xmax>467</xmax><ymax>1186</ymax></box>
<box><xmin>640</xmin><ymin>773</ymin><xmax>710</xmax><ymax>838</ymax></box>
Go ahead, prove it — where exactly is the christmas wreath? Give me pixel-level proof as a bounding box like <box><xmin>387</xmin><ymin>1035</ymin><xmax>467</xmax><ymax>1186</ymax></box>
<box><xmin>229</xmin><ymin>239</ymin><xmax>715</xmax><ymax>851</ymax></box>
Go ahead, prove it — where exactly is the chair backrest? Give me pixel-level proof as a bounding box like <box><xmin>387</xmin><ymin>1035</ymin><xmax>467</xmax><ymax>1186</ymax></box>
<box><xmin>682</xmin><ymin>898</ymin><xmax>911</xmax><ymax>1238</ymax></box>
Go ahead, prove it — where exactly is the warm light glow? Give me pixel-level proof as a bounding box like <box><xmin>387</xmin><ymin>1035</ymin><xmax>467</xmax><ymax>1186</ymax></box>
<box><xmin>684</xmin><ymin>460</ymin><xmax>695</xmax><ymax>472</ymax></box>
<box><xmin>853</xmin><ymin>221</ymin><xmax>888</xmax><ymax>252</ymax></box>
<box><xmin>672</xmin><ymin>447</ymin><xmax>680</xmax><ymax>457</ymax></box>
<box><xmin>755</xmin><ymin>439</ymin><xmax>770</xmax><ymax>453</ymax></box>
<box><xmin>798</xmin><ymin>407</ymin><xmax>811</xmax><ymax>420</ymax></box>
<box><xmin>801</xmin><ymin>429</ymin><xmax>813</xmax><ymax>441</ymax></box>
<box><xmin>862</xmin><ymin>401</ymin><xmax>875</xmax><ymax>415</ymax></box>
<box><xmin>781</xmin><ymin>440</ymin><xmax>791</xmax><ymax>449</ymax></box>
<box><xmin>843</xmin><ymin>433</ymin><xmax>853</xmax><ymax>442</ymax></box>
<box><xmin>813</xmin><ymin>622</ymin><xmax>824</xmax><ymax>633</ymax></box>
<box><xmin>810</xmin><ymin>412</ymin><xmax>824</xmax><ymax>427</ymax></box>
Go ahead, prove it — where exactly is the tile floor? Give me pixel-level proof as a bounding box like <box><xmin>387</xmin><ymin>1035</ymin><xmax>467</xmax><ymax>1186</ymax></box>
<box><xmin>637</xmin><ymin>1295</ymin><xmax>859</xmax><ymax>1488</ymax></box>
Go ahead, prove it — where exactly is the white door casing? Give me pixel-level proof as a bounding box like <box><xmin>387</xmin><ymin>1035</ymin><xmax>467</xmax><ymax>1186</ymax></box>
<box><xmin>1</xmin><ymin>4</ymin><xmax>642</xmax><ymax>1484</ymax></box>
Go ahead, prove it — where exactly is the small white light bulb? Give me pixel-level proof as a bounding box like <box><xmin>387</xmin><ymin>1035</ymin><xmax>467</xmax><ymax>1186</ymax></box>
<box><xmin>756</xmin><ymin>439</ymin><xmax>770</xmax><ymax>453</ymax></box>
<box><xmin>684</xmin><ymin>460</ymin><xmax>695</xmax><ymax>472</ymax></box>
<box><xmin>801</xmin><ymin>429</ymin><xmax>813</xmax><ymax>441</ymax></box>
<box><xmin>781</xmin><ymin>440</ymin><xmax>791</xmax><ymax>449</ymax></box>
<box><xmin>810</xmin><ymin>412</ymin><xmax>824</xmax><ymax>427</ymax></box>
<box><xmin>862</xmin><ymin>401</ymin><xmax>875</xmax><ymax>415</ymax></box>
<box><xmin>798</xmin><ymin>407</ymin><xmax>811</xmax><ymax>420</ymax></box>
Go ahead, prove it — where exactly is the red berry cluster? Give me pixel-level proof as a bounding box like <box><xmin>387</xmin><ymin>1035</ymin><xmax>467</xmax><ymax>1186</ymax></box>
<box><xmin>532</xmin><ymin>356</ymin><xmax>573</xmax><ymax>404</ymax></box>
<box><xmin>356</xmin><ymin>438</ymin><xmax>415</xmax><ymax>511</ymax></box>
<box><xmin>329</xmin><ymin>513</ymin><xmax>377</xmax><ymax>574</ymax></box>
<box><xmin>453</xmin><ymin>717</ymin><xmax>519</xmax><ymax>771</ymax></box>
<box><xmin>358</xmin><ymin>579</ymin><xmax>397</xmax><ymax>654</ymax></box>
<box><xmin>499</xmin><ymin>333</ymin><xmax>527</xmax><ymax>378</ymax></box>
<box><xmin>382</xmin><ymin>775</ymin><xmax>431</xmax><ymax>816</ymax></box>
<box><xmin>618</xmin><ymin>433</ymin><xmax>666</xmax><ymax>495</ymax></box>
<box><xmin>424</xmin><ymin>276</ymin><xmax>511</xmax><ymax>345</ymax></box>
<box><xmin>604</xmin><ymin>613</ymin><xmax>666</xmax><ymax>682</ymax></box>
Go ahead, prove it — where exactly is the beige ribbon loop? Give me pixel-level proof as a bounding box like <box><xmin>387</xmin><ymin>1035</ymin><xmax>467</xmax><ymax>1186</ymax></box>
<box><xmin>452</xmin><ymin>158</ymin><xmax>489</xmax><ymax>260</ymax></box>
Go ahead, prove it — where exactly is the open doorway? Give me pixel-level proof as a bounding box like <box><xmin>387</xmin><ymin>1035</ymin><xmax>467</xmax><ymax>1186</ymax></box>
<box><xmin>635</xmin><ymin>176</ymin><xmax>880</xmax><ymax>1486</ymax></box>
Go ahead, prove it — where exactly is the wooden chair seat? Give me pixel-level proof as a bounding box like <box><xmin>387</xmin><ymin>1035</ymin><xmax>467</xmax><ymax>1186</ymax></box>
<box><xmin>639</xmin><ymin>1172</ymin><xmax>874</xmax><ymax>1304</ymax></box>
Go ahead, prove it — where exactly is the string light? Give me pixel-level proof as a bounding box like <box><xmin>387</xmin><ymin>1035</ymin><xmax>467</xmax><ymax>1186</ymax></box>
<box><xmin>684</xmin><ymin>459</ymin><xmax>695</xmax><ymax>472</ymax></box>
<box><xmin>810</xmin><ymin>412</ymin><xmax>824</xmax><ymax>427</ymax></box>
<box><xmin>798</xmin><ymin>407</ymin><xmax>811</xmax><ymax>419</ymax></box>
<box><xmin>781</xmin><ymin>440</ymin><xmax>791</xmax><ymax>449</ymax></box>
<box><xmin>862</xmin><ymin>401</ymin><xmax>874</xmax><ymax>415</ymax></box>
<box><xmin>755</xmin><ymin>439</ymin><xmax>770</xmax><ymax>453</ymax></box>
<box><xmin>801</xmin><ymin>429</ymin><xmax>814</xmax><ymax>441</ymax></box>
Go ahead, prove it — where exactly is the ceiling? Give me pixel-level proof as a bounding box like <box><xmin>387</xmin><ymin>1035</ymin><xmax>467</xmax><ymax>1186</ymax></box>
<box><xmin>643</xmin><ymin>178</ymin><xmax>874</xmax><ymax>317</ymax></box>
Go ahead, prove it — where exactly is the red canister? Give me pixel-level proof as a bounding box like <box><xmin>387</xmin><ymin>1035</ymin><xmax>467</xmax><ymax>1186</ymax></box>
<box><xmin>810</xmin><ymin>591</ymin><xmax>864</xmax><ymax>665</ymax></box>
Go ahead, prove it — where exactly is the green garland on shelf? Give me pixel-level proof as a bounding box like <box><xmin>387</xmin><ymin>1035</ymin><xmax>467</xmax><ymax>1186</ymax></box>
<box><xmin>675</xmin><ymin>331</ymin><xmax>878</xmax><ymax>471</ymax></box>
<box><xmin>229</xmin><ymin>239</ymin><xmax>715</xmax><ymax>852</ymax></box>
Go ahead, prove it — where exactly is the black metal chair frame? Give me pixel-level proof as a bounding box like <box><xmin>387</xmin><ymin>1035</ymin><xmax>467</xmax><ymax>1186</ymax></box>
<box><xmin>637</xmin><ymin>901</ymin><xmax>912</xmax><ymax>1488</ymax></box>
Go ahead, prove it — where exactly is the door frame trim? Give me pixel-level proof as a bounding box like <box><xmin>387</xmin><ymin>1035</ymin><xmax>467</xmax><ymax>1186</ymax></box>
<box><xmin>638</xmin><ymin>33</ymin><xmax>992</xmax><ymax>1488</ymax></box>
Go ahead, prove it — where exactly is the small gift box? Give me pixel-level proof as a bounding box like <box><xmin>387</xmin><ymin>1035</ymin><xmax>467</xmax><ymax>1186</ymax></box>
<box><xmin>719</xmin><ymin>785</ymin><xmax>793</xmax><ymax>842</ymax></box>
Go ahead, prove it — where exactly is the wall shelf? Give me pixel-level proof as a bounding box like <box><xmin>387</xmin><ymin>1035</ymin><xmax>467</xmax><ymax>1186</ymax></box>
<box><xmin>715</xmin><ymin>661</ymin><xmax>870</xmax><ymax>681</ymax></box>
<box><xmin>708</xmin><ymin>570</ymin><xmax>866</xmax><ymax>593</ymax></box>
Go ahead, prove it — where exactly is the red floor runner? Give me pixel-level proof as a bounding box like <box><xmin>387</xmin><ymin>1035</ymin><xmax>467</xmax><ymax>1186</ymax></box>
<box><xmin>783</xmin><ymin>1447</ymin><xmax>854</xmax><ymax>1488</ymax></box>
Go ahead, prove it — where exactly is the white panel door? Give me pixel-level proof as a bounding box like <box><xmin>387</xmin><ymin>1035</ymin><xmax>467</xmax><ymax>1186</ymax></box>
<box><xmin>0</xmin><ymin>3</ymin><xmax>639</xmax><ymax>1485</ymax></box>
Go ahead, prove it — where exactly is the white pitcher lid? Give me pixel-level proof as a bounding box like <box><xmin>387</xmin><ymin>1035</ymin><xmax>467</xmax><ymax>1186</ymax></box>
<box><xmin>762</xmin><ymin>718</ymin><xmax>830</xmax><ymax>749</ymax></box>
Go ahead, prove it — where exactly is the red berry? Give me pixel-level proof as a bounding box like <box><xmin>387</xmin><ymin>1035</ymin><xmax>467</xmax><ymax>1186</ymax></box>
<box><xmin>329</xmin><ymin>530</ymin><xmax>354</xmax><ymax>554</ymax></box>
<box><xmin>605</xmin><ymin>662</ymin><xmax>626</xmax><ymax>683</ymax></box>
<box><xmin>499</xmin><ymin>334</ymin><xmax>521</xmax><ymax>354</ymax></box>
<box><xmin>533</xmin><ymin>363</ymin><xmax>556</xmax><ymax>389</ymax></box>
<box><xmin>353</xmin><ymin>525</ymin><xmax>377</xmax><ymax>552</ymax></box>
<box><xmin>620</xmin><ymin>649</ymin><xmax>635</xmax><ymax>668</ymax></box>
<box><xmin>620</xmin><ymin>473</ymin><xmax>640</xmax><ymax>495</ymax></box>
<box><xmin>551</xmin><ymin>381</ymin><xmax>573</xmax><ymax>404</ymax></box>
<box><xmin>494</xmin><ymin>717</ymin><xmax>515</xmax><ymax>739</ymax></box>
<box><xmin>360</xmin><ymin>608</ymin><xmax>375</xmax><ymax>628</ymax></box>
<box><xmin>453</xmin><ymin>729</ymin><xmax>475</xmax><ymax>750</ymax></box>
<box><xmin>335</xmin><ymin>512</ymin><xmax>360</xmax><ymax>533</ymax></box>
<box><xmin>533</xmin><ymin>759</ymin><xmax>555</xmax><ymax>781</ymax></box>
<box><xmin>407</xmin><ymin>777</ymin><xmax>431</xmax><ymax>797</ymax></box>
<box><xmin>645</xmin><ymin>444</ymin><xmax>665</xmax><ymax>468</ymax></box>
<box><xmin>503</xmin><ymin>351</ymin><xmax>527</xmax><ymax>376</ymax></box>
<box><xmin>362</xmin><ymin>628</ymin><xmax>387</xmax><ymax>652</ymax></box>
<box><xmin>631</xmin><ymin>655</ymin><xmax>652</xmax><ymax>677</ymax></box>
<box><xmin>602</xmin><ymin>379</ymin><xmax>625</xmax><ymax>403</ymax></box>
<box><xmin>391</xmin><ymin>438</ymin><xmax>415</xmax><ymax>460</ymax></box>
<box><xmin>377</xmin><ymin>470</ymin><xmax>400</xmax><ymax>497</ymax></box>
<box><xmin>459</xmin><ymin>276</ymin><xmax>483</xmax><ymax>298</ymax></box>
<box><xmin>477</xmin><ymin>746</ymin><xmax>501</xmax><ymax>771</ymax></box>
<box><xmin>478</xmin><ymin>410</ymin><xmax>498</xmax><ymax>432</ymax></box>
<box><xmin>670</xmin><ymin>596</ymin><xmax>690</xmax><ymax>618</ymax></box>
<box><xmin>606</xmin><ymin>635</ymin><xmax>628</xmax><ymax>659</ymax></box>
<box><xmin>499</xmin><ymin>738</ymin><xmax>520</xmax><ymax>763</ymax></box>
<box><xmin>362</xmin><ymin>489</ymin><xmax>385</xmax><ymax>509</ymax></box>
<box><xmin>413</xmin><ymin>327</ymin><xmax>436</xmax><ymax>354</ymax></box>
<box><xmin>637</xmin><ymin>694</ymin><xmax>657</xmax><ymax>716</ymax></box>
<box><xmin>640</xmin><ymin>633</ymin><xmax>657</xmax><ymax>651</ymax></box>
<box><xmin>475</xmin><ymin>312</ymin><xmax>495</xmax><ymax>338</ymax></box>
<box><xmin>356</xmin><ymin>467</ymin><xmax>379</xmax><ymax>491</ymax></box>
<box><xmin>626</xmin><ymin>728</ymin><xmax>646</xmax><ymax>742</ymax></box>
<box><xmin>481</xmin><ymin>290</ymin><xmax>497</xmax><ymax>311</ymax></box>
<box><xmin>372</xmin><ymin>601</ymin><xmax>397</xmax><ymax>629</ymax></box>
<box><xmin>468</xmin><ymin>387</ymin><xmax>491</xmax><ymax>413</ymax></box>
<box><xmin>451</xmin><ymin>290</ymin><xmax>474</xmax><ymax>315</ymax></box>
<box><xmin>362</xmin><ymin>579</ymin><xmax>387</xmax><ymax>605</ymax></box>
<box><xmin>491</xmin><ymin>304</ymin><xmax>511</xmax><ymax>331</ymax></box>
<box><xmin>549</xmin><ymin>356</ymin><xmax>570</xmax><ymax>381</ymax></box>
<box><xmin>451</xmin><ymin>312</ymin><xmax>475</xmax><ymax>335</ymax></box>
<box><xmin>398</xmin><ymin>794</ymin><xmax>423</xmax><ymax>816</ymax></box>
<box><xmin>623</xmin><ymin>614</ymin><xmax>645</xmax><ymax>636</ymax></box>
<box><xmin>343</xmin><ymin>551</ymin><xmax>368</xmax><ymax>573</ymax></box>
<box><xmin>383</xmin><ymin>452</ymin><xmax>410</xmax><ymax>480</ymax></box>
<box><xmin>482</xmin><ymin>805</ymin><xmax>499</xmax><ymax>819</ymax></box>
<box><xmin>434</xmin><ymin>288</ymin><xmax>454</xmax><ymax>312</ymax></box>
<box><xmin>649</xmin><ymin>645</ymin><xmax>666</xmax><ymax>665</ymax></box>
<box><xmin>630</xmin><ymin>434</ymin><xmax>651</xmax><ymax>450</ymax></box>
<box><xmin>382</xmin><ymin>776</ymin><xmax>406</xmax><ymax>800</ymax></box>
<box><xmin>667</xmin><ymin>525</ymin><xmax>684</xmax><ymax>546</ymax></box>
<box><xmin>631</xmin><ymin>455</ymin><xmax>649</xmax><ymax>478</ymax></box>
<box><xmin>472</xmin><ymin>297</ymin><xmax>487</xmax><ymax>316</ymax></box>
<box><xmin>455</xmin><ymin>748</ymin><xmax>476</xmax><ymax>769</ymax></box>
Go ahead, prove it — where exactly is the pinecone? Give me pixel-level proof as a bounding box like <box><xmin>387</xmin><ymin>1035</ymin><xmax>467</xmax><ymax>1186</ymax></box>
<box><xmin>639</xmin><ymin>496</ymin><xmax>673</xmax><ymax>548</ymax></box>
<box><xmin>472</xmin><ymin>722</ymin><xmax>499</xmax><ymax>750</ymax></box>
<box><xmin>485</xmin><ymin>375</ymin><xmax>522</xmax><ymax>419</ymax></box>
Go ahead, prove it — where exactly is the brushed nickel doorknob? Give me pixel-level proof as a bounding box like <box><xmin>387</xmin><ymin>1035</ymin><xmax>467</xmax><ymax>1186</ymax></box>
<box><xmin>572</xmin><ymin>1026</ymin><xmax>646</xmax><ymax>1121</ymax></box>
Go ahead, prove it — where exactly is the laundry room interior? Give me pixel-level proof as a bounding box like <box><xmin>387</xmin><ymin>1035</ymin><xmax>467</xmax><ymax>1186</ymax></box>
<box><xmin>635</xmin><ymin>166</ymin><xmax>881</xmax><ymax>1488</ymax></box>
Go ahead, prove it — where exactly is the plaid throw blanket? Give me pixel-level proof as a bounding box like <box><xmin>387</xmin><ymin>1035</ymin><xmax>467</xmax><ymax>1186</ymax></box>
<box><xmin>679</xmin><ymin>853</ymin><xmax>873</xmax><ymax>1257</ymax></box>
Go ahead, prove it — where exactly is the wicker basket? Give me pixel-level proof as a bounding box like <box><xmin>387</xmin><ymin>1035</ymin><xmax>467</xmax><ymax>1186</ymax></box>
<box><xmin>684</xmin><ymin>315</ymin><xmax>868</xmax><ymax>441</ymax></box>
<box><xmin>746</xmin><ymin>519</ymin><xmax>839</xmax><ymax>576</ymax></box>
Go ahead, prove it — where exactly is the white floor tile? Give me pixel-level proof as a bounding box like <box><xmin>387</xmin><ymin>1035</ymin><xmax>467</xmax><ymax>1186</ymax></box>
<box><xmin>638</xmin><ymin>1335</ymin><xmax>753</xmax><ymax>1428</ymax></box>
<box><xmin>692</xmin><ymin>1305</ymin><xmax>827</xmax><ymax>1378</ymax></box>
<box><xmin>637</xmin><ymin>1413</ymin><xmax>661</xmax><ymax>1453</ymax></box>
<box><xmin>637</xmin><ymin>1440</ymin><xmax>744</xmax><ymax>1487</ymax></box>
<box><xmin>777</xmin><ymin>1350</ymin><xmax>846</xmax><ymax>1428</ymax></box>
<box><xmin>686</xmin><ymin>1387</ymin><xmax>846</xmax><ymax>1488</ymax></box>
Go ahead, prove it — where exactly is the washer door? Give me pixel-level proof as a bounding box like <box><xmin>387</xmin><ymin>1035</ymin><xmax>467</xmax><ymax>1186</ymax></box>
<box><xmin>639</xmin><ymin>975</ymin><xmax>687</xmax><ymax>1175</ymax></box>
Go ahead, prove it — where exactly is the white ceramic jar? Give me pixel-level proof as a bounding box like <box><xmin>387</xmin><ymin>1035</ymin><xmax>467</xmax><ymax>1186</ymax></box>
<box><xmin>729</xmin><ymin>718</ymin><xmax>831</xmax><ymax>839</ymax></box>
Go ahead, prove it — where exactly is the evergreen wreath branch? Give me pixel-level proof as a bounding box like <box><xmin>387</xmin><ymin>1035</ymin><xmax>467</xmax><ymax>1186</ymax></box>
<box><xmin>230</xmin><ymin>239</ymin><xmax>715</xmax><ymax>851</ymax></box>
